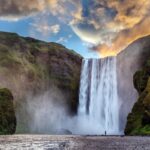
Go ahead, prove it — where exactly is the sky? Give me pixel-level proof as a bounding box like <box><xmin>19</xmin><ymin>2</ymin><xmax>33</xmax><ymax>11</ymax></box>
<box><xmin>0</xmin><ymin>0</ymin><xmax>150</xmax><ymax>58</ymax></box>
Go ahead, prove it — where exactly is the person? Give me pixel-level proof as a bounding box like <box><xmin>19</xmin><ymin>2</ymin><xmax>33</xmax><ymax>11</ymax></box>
<box><xmin>105</xmin><ymin>131</ymin><xmax>107</xmax><ymax>136</ymax></box>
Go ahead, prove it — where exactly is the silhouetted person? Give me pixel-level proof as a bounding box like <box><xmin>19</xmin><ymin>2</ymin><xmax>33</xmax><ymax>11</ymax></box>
<box><xmin>105</xmin><ymin>131</ymin><xmax>107</xmax><ymax>136</ymax></box>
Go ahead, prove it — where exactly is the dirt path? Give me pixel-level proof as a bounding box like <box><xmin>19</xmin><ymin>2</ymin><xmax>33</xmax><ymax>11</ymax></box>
<box><xmin>0</xmin><ymin>135</ymin><xmax>150</xmax><ymax>150</ymax></box>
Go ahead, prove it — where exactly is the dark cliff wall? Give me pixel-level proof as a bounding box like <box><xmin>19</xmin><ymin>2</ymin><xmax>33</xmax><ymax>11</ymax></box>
<box><xmin>117</xmin><ymin>35</ymin><xmax>150</xmax><ymax>131</ymax></box>
<box><xmin>0</xmin><ymin>88</ymin><xmax>16</xmax><ymax>134</ymax></box>
<box><xmin>0</xmin><ymin>31</ymin><xmax>82</xmax><ymax>133</ymax></box>
<box><xmin>125</xmin><ymin>60</ymin><xmax>150</xmax><ymax>135</ymax></box>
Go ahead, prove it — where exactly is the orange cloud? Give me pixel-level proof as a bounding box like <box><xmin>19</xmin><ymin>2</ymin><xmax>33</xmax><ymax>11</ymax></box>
<box><xmin>0</xmin><ymin>0</ymin><xmax>150</xmax><ymax>58</ymax></box>
<box><xmin>96</xmin><ymin>16</ymin><xmax>150</xmax><ymax>57</ymax></box>
<box><xmin>71</xmin><ymin>0</ymin><xmax>150</xmax><ymax>57</ymax></box>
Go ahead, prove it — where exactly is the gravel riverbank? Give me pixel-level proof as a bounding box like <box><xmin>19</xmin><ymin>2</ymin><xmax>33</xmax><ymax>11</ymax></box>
<box><xmin>0</xmin><ymin>135</ymin><xmax>150</xmax><ymax>150</ymax></box>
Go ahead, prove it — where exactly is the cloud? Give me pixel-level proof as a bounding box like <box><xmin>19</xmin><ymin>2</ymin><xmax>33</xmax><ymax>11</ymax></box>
<box><xmin>93</xmin><ymin>17</ymin><xmax>150</xmax><ymax>57</ymax></box>
<box><xmin>30</xmin><ymin>22</ymin><xmax>60</xmax><ymax>35</ymax></box>
<box><xmin>0</xmin><ymin>0</ymin><xmax>150</xmax><ymax>57</ymax></box>
<box><xmin>0</xmin><ymin>0</ymin><xmax>45</xmax><ymax>20</ymax></box>
<box><xmin>28</xmin><ymin>0</ymin><xmax>81</xmax><ymax>38</ymax></box>
<box><xmin>57</xmin><ymin>35</ymin><xmax>72</xmax><ymax>43</ymax></box>
<box><xmin>70</xmin><ymin>0</ymin><xmax>150</xmax><ymax>57</ymax></box>
<box><xmin>50</xmin><ymin>24</ymin><xmax>60</xmax><ymax>34</ymax></box>
<box><xmin>0</xmin><ymin>0</ymin><xmax>72</xmax><ymax>19</ymax></box>
<box><xmin>0</xmin><ymin>0</ymin><xmax>81</xmax><ymax>21</ymax></box>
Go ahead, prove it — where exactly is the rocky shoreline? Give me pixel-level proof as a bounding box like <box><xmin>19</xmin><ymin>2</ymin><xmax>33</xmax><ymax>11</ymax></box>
<box><xmin>0</xmin><ymin>135</ymin><xmax>150</xmax><ymax>150</ymax></box>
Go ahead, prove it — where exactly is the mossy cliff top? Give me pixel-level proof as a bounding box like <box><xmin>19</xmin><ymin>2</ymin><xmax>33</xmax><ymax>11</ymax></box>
<box><xmin>125</xmin><ymin>59</ymin><xmax>150</xmax><ymax>135</ymax></box>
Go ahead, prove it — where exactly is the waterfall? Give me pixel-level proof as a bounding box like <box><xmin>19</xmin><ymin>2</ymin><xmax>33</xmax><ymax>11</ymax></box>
<box><xmin>78</xmin><ymin>57</ymin><xmax>120</xmax><ymax>135</ymax></box>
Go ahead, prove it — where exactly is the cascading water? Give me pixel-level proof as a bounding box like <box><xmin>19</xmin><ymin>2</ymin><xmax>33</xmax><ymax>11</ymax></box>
<box><xmin>78</xmin><ymin>57</ymin><xmax>120</xmax><ymax>135</ymax></box>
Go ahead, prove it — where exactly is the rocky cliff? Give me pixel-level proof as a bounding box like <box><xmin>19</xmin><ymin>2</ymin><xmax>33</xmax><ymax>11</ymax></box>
<box><xmin>0</xmin><ymin>31</ymin><xmax>82</xmax><ymax>133</ymax></box>
<box><xmin>0</xmin><ymin>88</ymin><xmax>16</xmax><ymax>134</ymax></box>
<box><xmin>117</xmin><ymin>35</ymin><xmax>150</xmax><ymax>131</ymax></box>
<box><xmin>125</xmin><ymin>59</ymin><xmax>150</xmax><ymax>135</ymax></box>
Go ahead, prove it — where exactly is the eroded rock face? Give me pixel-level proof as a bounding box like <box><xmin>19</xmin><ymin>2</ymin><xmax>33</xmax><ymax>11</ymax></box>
<box><xmin>117</xmin><ymin>35</ymin><xmax>150</xmax><ymax>132</ymax></box>
<box><xmin>125</xmin><ymin>60</ymin><xmax>150</xmax><ymax>135</ymax></box>
<box><xmin>0</xmin><ymin>88</ymin><xmax>16</xmax><ymax>134</ymax></box>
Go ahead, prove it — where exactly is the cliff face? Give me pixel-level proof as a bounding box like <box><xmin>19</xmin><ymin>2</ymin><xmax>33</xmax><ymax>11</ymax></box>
<box><xmin>0</xmin><ymin>32</ymin><xmax>82</xmax><ymax>133</ymax></box>
<box><xmin>117</xmin><ymin>35</ymin><xmax>150</xmax><ymax>131</ymax></box>
<box><xmin>125</xmin><ymin>60</ymin><xmax>150</xmax><ymax>135</ymax></box>
<box><xmin>0</xmin><ymin>88</ymin><xmax>16</xmax><ymax>134</ymax></box>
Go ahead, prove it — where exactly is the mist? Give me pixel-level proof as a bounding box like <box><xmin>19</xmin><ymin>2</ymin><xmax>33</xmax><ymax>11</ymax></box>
<box><xmin>15</xmin><ymin>86</ymin><xmax>116</xmax><ymax>135</ymax></box>
<box><xmin>15</xmin><ymin>87</ymin><xmax>73</xmax><ymax>134</ymax></box>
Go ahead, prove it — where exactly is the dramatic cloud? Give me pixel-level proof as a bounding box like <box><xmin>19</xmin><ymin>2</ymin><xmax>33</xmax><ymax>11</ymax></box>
<box><xmin>93</xmin><ymin>17</ymin><xmax>150</xmax><ymax>57</ymax></box>
<box><xmin>0</xmin><ymin>0</ymin><xmax>81</xmax><ymax>21</ymax></box>
<box><xmin>0</xmin><ymin>0</ymin><xmax>45</xmax><ymax>20</ymax></box>
<box><xmin>0</xmin><ymin>0</ymin><xmax>150</xmax><ymax>57</ymax></box>
<box><xmin>71</xmin><ymin>0</ymin><xmax>150</xmax><ymax>57</ymax></box>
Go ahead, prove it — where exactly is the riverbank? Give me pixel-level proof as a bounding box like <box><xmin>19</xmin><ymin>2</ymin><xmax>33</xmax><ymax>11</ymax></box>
<box><xmin>0</xmin><ymin>135</ymin><xmax>150</xmax><ymax>150</ymax></box>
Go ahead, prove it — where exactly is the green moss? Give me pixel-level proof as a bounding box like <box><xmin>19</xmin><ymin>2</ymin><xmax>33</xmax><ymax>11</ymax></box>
<box><xmin>130</xmin><ymin>125</ymin><xmax>150</xmax><ymax>135</ymax></box>
<box><xmin>0</xmin><ymin>88</ymin><xmax>16</xmax><ymax>134</ymax></box>
<box><xmin>125</xmin><ymin>100</ymin><xmax>144</xmax><ymax>135</ymax></box>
